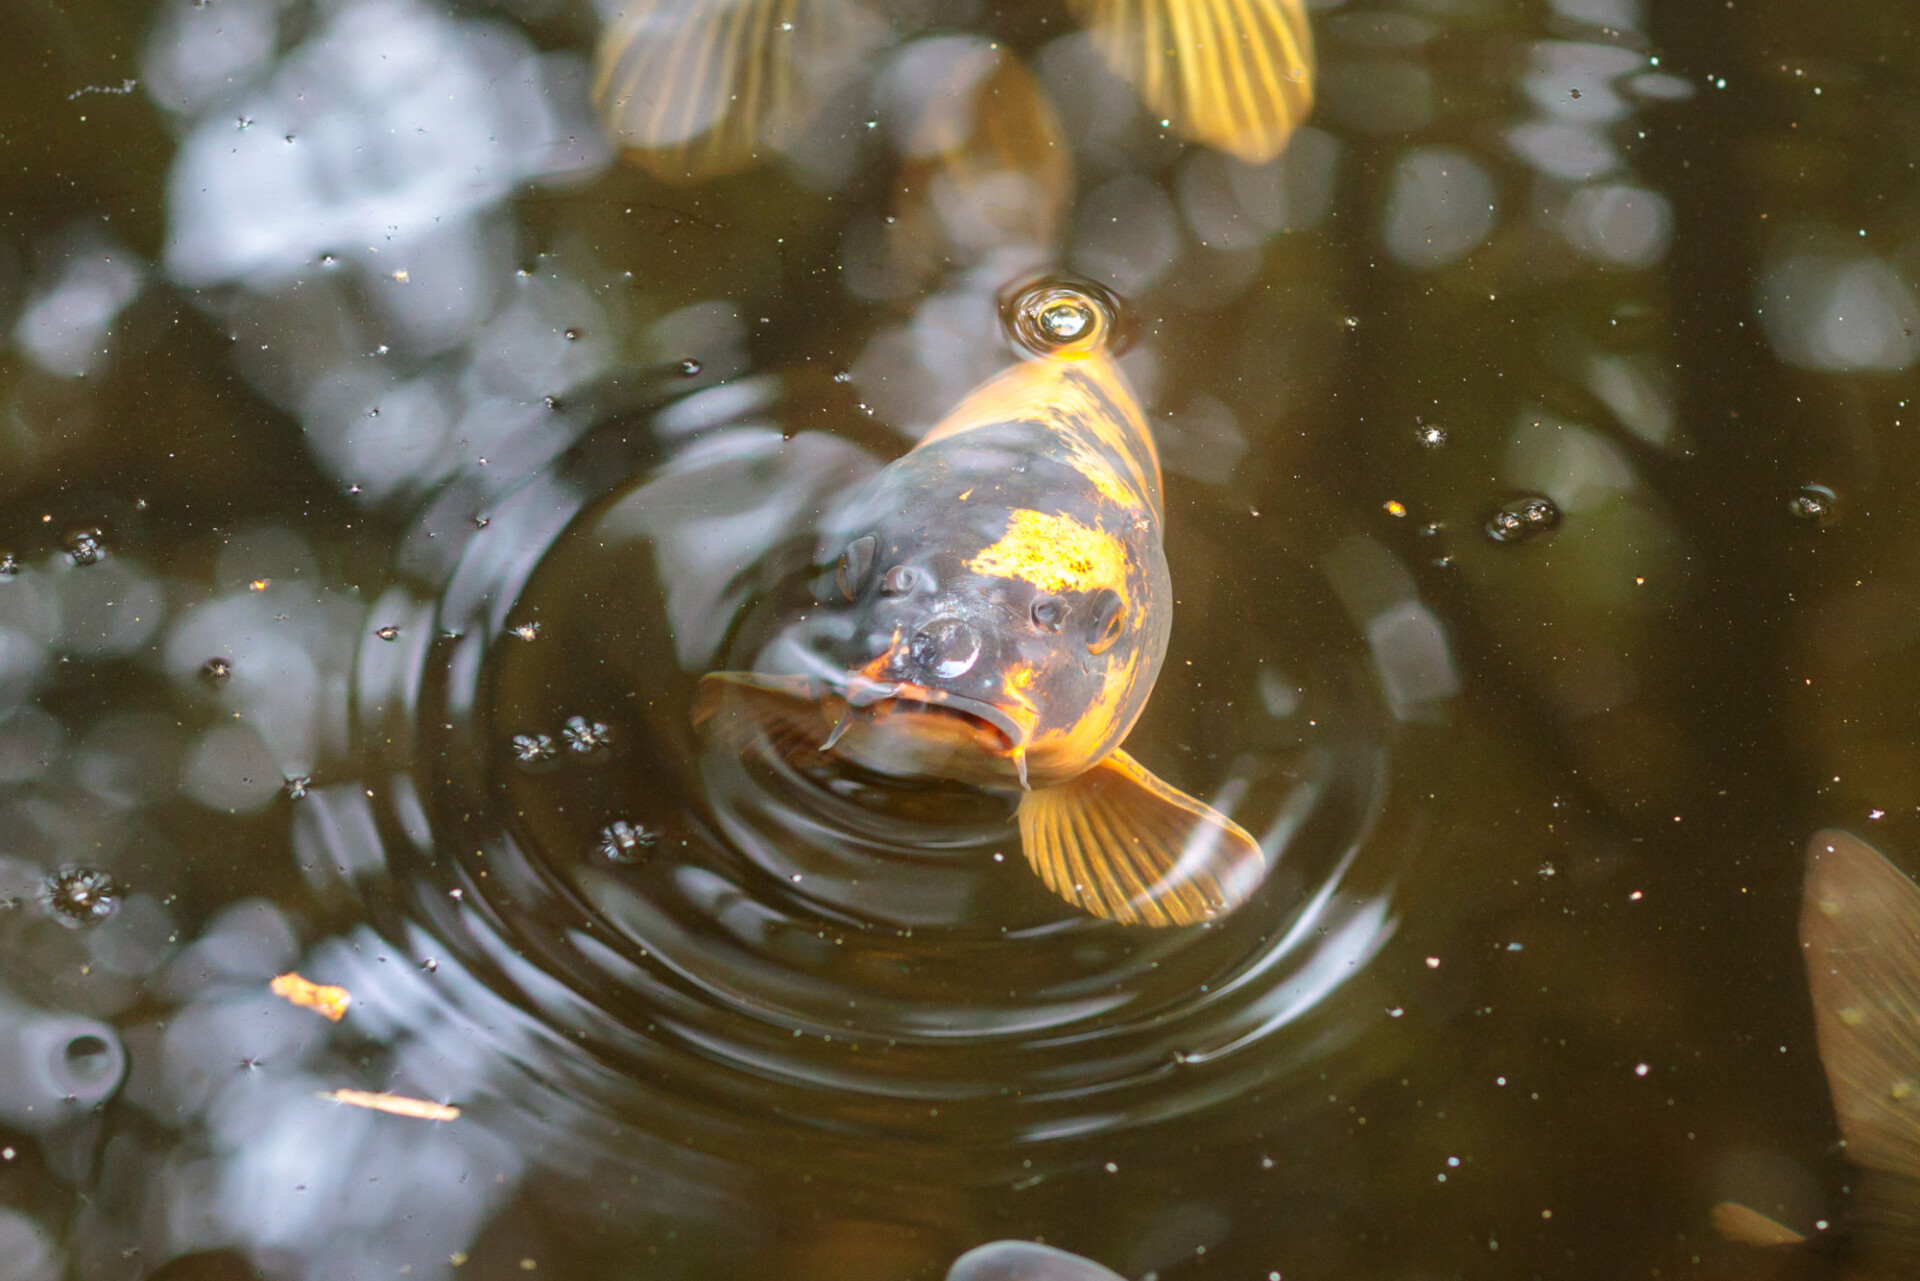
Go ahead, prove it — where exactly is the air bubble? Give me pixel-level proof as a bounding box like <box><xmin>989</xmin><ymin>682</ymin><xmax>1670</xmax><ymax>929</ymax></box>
<box><xmin>1005</xmin><ymin>278</ymin><xmax>1122</xmax><ymax>357</ymax></box>
<box><xmin>562</xmin><ymin>715</ymin><xmax>611</xmax><ymax>754</ymax></box>
<box><xmin>1484</xmin><ymin>495</ymin><xmax>1561</xmax><ymax>543</ymax></box>
<box><xmin>677</xmin><ymin>359</ymin><xmax>702</xmax><ymax>377</ymax></box>
<box><xmin>66</xmin><ymin>530</ymin><xmax>104</xmax><ymax>566</ymax></box>
<box><xmin>511</xmin><ymin>733</ymin><xmax>557</xmax><ymax>764</ymax></box>
<box><xmin>40</xmin><ymin>868</ymin><xmax>119</xmax><ymax>929</ymax></box>
<box><xmin>1789</xmin><ymin>483</ymin><xmax>1839</xmax><ymax>525</ymax></box>
<box><xmin>563</xmin><ymin>328</ymin><xmax>582</xmax><ymax>342</ymax></box>
<box><xmin>596</xmin><ymin>820</ymin><xmax>656</xmax><ymax>865</ymax></box>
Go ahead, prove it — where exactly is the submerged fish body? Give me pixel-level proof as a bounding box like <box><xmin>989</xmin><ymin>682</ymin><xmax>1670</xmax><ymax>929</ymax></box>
<box><xmin>696</xmin><ymin>325</ymin><xmax>1265</xmax><ymax>927</ymax></box>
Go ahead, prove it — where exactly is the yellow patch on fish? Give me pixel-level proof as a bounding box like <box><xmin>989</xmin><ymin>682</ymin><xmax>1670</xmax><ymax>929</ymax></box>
<box><xmin>967</xmin><ymin>509</ymin><xmax>1129</xmax><ymax>601</ymax></box>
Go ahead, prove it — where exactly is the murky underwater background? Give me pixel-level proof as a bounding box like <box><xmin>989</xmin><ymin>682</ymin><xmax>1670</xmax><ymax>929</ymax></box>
<box><xmin>3</xmin><ymin>0</ymin><xmax>1920</xmax><ymax>1277</ymax></box>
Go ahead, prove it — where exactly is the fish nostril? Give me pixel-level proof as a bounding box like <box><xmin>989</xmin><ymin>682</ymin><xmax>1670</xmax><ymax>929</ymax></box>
<box><xmin>910</xmin><ymin>617</ymin><xmax>982</xmax><ymax>680</ymax></box>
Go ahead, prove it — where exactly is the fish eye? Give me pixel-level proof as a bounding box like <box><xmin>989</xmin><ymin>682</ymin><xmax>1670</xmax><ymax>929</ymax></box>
<box><xmin>1030</xmin><ymin>595</ymin><xmax>1068</xmax><ymax>632</ymax></box>
<box><xmin>880</xmin><ymin>566</ymin><xmax>918</xmax><ymax>596</ymax></box>
<box><xmin>836</xmin><ymin>535</ymin><xmax>876</xmax><ymax>601</ymax></box>
<box><xmin>1084</xmin><ymin>589</ymin><xmax>1125</xmax><ymax>654</ymax></box>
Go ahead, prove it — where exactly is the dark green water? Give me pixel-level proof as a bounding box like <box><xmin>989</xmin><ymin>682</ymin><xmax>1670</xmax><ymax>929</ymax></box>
<box><xmin>2</xmin><ymin>0</ymin><xmax>1917</xmax><ymax>1278</ymax></box>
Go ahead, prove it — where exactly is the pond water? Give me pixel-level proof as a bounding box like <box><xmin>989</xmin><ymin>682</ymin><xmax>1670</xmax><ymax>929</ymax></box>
<box><xmin>2</xmin><ymin>0</ymin><xmax>1917</xmax><ymax>1278</ymax></box>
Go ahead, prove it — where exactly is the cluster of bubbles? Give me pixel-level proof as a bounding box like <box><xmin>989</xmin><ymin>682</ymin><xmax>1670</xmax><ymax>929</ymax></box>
<box><xmin>1485</xmin><ymin>495</ymin><xmax>1564</xmax><ymax>543</ymax></box>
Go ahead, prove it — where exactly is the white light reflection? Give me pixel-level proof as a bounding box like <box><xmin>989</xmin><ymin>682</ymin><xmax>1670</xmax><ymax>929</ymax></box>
<box><xmin>1381</xmin><ymin>147</ymin><xmax>1496</xmax><ymax>269</ymax></box>
<box><xmin>11</xmin><ymin>233</ymin><xmax>145</xmax><ymax>379</ymax></box>
<box><xmin>162</xmin><ymin>0</ymin><xmax>605</xmax><ymax>290</ymax></box>
<box><xmin>1759</xmin><ymin>251</ymin><xmax>1920</xmax><ymax>373</ymax></box>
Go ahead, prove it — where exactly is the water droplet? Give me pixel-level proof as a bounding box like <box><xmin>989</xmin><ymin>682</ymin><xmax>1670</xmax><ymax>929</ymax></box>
<box><xmin>201</xmin><ymin>657</ymin><xmax>233</xmax><ymax>684</ymax></box>
<box><xmin>1416</xmin><ymin>422</ymin><xmax>1449</xmax><ymax>448</ymax></box>
<box><xmin>1484</xmin><ymin>495</ymin><xmax>1561</xmax><ymax>543</ymax></box>
<box><xmin>677</xmin><ymin>358</ymin><xmax>702</xmax><ymax>376</ymax></box>
<box><xmin>1788</xmin><ymin>483</ymin><xmax>1839</xmax><ymax>525</ymax></box>
<box><xmin>283</xmin><ymin>775</ymin><xmax>312</xmax><ymax>800</ymax></box>
<box><xmin>40</xmin><ymin>868</ymin><xmax>119</xmax><ymax>929</ymax></box>
<box><xmin>562</xmin><ymin>715</ymin><xmax>611</xmax><ymax>754</ymax></box>
<box><xmin>596</xmin><ymin>820</ymin><xmax>656</xmax><ymax>865</ymax></box>
<box><xmin>562</xmin><ymin>328</ymin><xmax>582</xmax><ymax>342</ymax></box>
<box><xmin>375</xmin><ymin>625</ymin><xmax>400</xmax><ymax>642</ymax></box>
<box><xmin>1006</xmin><ymin>278</ymin><xmax>1121</xmax><ymax>357</ymax></box>
<box><xmin>511</xmin><ymin>733</ymin><xmax>557</xmax><ymax>764</ymax></box>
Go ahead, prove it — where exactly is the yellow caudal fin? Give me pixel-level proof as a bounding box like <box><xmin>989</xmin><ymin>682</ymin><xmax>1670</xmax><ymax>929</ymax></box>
<box><xmin>1801</xmin><ymin>828</ymin><xmax>1920</xmax><ymax>1181</ymax></box>
<box><xmin>692</xmin><ymin>671</ymin><xmax>845</xmax><ymax>763</ymax></box>
<box><xmin>1016</xmin><ymin>748</ymin><xmax>1265</xmax><ymax>926</ymax></box>
<box><xmin>592</xmin><ymin>0</ymin><xmax>883</xmax><ymax>181</ymax></box>
<box><xmin>1066</xmin><ymin>0</ymin><xmax>1314</xmax><ymax>164</ymax></box>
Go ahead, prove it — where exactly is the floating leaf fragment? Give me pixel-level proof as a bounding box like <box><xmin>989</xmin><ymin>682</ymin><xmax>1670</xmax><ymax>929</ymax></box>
<box><xmin>270</xmin><ymin>972</ymin><xmax>351</xmax><ymax>1022</ymax></box>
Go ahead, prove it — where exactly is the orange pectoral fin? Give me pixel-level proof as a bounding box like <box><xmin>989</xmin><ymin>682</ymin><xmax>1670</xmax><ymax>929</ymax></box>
<box><xmin>692</xmin><ymin>671</ymin><xmax>846</xmax><ymax>763</ymax></box>
<box><xmin>1014</xmin><ymin>748</ymin><xmax>1265</xmax><ymax>927</ymax></box>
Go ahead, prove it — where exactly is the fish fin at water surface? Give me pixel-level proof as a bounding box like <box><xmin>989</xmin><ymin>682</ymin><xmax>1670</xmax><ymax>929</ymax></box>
<box><xmin>1800</xmin><ymin>827</ymin><xmax>1920</xmax><ymax>1181</ymax></box>
<box><xmin>592</xmin><ymin>0</ymin><xmax>884</xmax><ymax>180</ymax></box>
<box><xmin>1016</xmin><ymin>748</ymin><xmax>1264</xmax><ymax>927</ymax></box>
<box><xmin>1066</xmin><ymin>0</ymin><xmax>1314</xmax><ymax>164</ymax></box>
<box><xmin>692</xmin><ymin>671</ymin><xmax>846</xmax><ymax>763</ymax></box>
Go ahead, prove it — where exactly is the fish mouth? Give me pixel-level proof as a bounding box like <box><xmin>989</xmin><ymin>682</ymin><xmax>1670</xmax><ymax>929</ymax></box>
<box><xmin>835</xmin><ymin>675</ymin><xmax>1030</xmax><ymax>755</ymax></box>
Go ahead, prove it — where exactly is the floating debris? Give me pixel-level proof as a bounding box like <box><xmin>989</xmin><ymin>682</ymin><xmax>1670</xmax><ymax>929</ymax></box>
<box><xmin>318</xmin><ymin>1089</ymin><xmax>459</xmax><ymax>1122</ymax></box>
<box><xmin>596</xmin><ymin>820</ymin><xmax>656</xmax><ymax>864</ymax></box>
<box><xmin>0</xmin><ymin>554</ymin><xmax>16</xmax><ymax>577</ymax></box>
<box><xmin>1485</xmin><ymin>495</ymin><xmax>1561</xmax><ymax>543</ymax></box>
<box><xmin>511</xmin><ymin>733</ymin><xmax>557</xmax><ymax>764</ymax></box>
<box><xmin>201</xmin><ymin>657</ymin><xmax>233</xmax><ymax>684</ymax></box>
<box><xmin>1711</xmin><ymin>1201</ymin><xmax>1806</xmax><ymax>1247</ymax></box>
<box><xmin>1416</xmin><ymin>421</ymin><xmax>1449</xmax><ymax>448</ymax></box>
<box><xmin>677</xmin><ymin>358</ymin><xmax>702</xmax><ymax>376</ymax></box>
<box><xmin>270</xmin><ymin>972</ymin><xmax>352</xmax><ymax>1022</ymax></box>
<box><xmin>283</xmin><ymin>775</ymin><xmax>313</xmax><ymax>800</ymax></box>
<box><xmin>562</xmin><ymin>715</ymin><xmax>611</xmax><ymax>754</ymax></box>
<box><xmin>510</xmin><ymin>621</ymin><xmax>541</xmax><ymax>641</ymax></box>
<box><xmin>40</xmin><ymin>868</ymin><xmax>119</xmax><ymax>928</ymax></box>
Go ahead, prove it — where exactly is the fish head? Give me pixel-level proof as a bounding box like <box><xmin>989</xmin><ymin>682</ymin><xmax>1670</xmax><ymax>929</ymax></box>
<box><xmin>821</xmin><ymin>499</ymin><xmax>1167</xmax><ymax>789</ymax></box>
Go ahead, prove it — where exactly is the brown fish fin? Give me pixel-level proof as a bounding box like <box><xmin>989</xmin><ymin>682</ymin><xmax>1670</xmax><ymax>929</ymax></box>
<box><xmin>592</xmin><ymin>0</ymin><xmax>883</xmax><ymax>181</ymax></box>
<box><xmin>1015</xmin><ymin>748</ymin><xmax>1264</xmax><ymax>927</ymax></box>
<box><xmin>1066</xmin><ymin>0</ymin><xmax>1314</xmax><ymax>164</ymax></box>
<box><xmin>1800</xmin><ymin>828</ymin><xmax>1920</xmax><ymax>1181</ymax></box>
<box><xmin>692</xmin><ymin>671</ymin><xmax>845</xmax><ymax>764</ymax></box>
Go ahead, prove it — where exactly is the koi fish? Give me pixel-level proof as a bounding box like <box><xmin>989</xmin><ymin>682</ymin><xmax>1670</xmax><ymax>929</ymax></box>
<box><xmin>694</xmin><ymin>289</ymin><xmax>1264</xmax><ymax>927</ymax></box>
<box><xmin>593</xmin><ymin>0</ymin><xmax>1313</xmax><ymax>180</ymax></box>
<box><xmin>945</xmin><ymin>1240</ymin><xmax>1125</xmax><ymax>1281</ymax></box>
